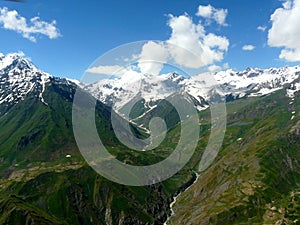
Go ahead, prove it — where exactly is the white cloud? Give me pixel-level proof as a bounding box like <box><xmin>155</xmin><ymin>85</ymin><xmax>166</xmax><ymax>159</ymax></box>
<box><xmin>204</xmin><ymin>33</ymin><xmax>229</xmax><ymax>51</ymax></box>
<box><xmin>268</xmin><ymin>0</ymin><xmax>300</xmax><ymax>61</ymax></box>
<box><xmin>95</xmin><ymin>6</ymin><xmax>230</xmax><ymax>76</ymax></box>
<box><xmin>196</xmin><ymin>5</ymin><xmax>213</xmax><ymax>18</ymax></box>
<box><xmin>242</xmin><ymin>45</ymin><xmax>255</xmax><ymax>51</ymax></box>
<box><xmin>166</xmin><ymin>14</ymin><xmax>229</xmax><ymax>68</ymax></box>
<box><xmin>283</xmin><ymin>0</ymin><xmax>293</xmax><ymax>9</ymax></box>
<box><xmin>0</xmin><ymin>7</ymin><xmax>61</xmax><ymax>42</ymax></box>
<box><xmin>214</xmin><ymin>9</ymin><xmax>228</xmax><ymax>26</ymax></box>
<box><xmin>223</xmin><ymin>62</ymin><xmax>230</xmax><ymax>69</ymax></box>
<box><xmin>208</xmin><ymin>64</ymin><xmax>222</xmax><ymax>72</ymax></box>
<box><xmin>86</xmin><ymin>65</ymin><xmax>128</xmax><ymax>76</ymax></box>
<box><xmin>279</xmin><ymin>48</ymin><xmax>300</xmax><ymax>61</ymax></box>
<box><xmin>257</xmin><ymin>25</ymin><xmax>267</xmax><ymax>32</ymax></box>
<box><xmin>138</xmin><ymin>41</ymin><xmax>169</xmax><ymax>75</ymax></box>
<box><xmin>196</xmin><ymin>5</ymin><xmax>228</xmax><ymax>26</ymax></box>
<box><xmin>207</xmin><ymin>62</ymin><xmax>229</xmax><ymax>73</ymax></box>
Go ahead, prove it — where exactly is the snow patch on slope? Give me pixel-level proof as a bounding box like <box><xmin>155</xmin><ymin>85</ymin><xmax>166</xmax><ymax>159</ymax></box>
<box><xmin>286</xmin><ymin>82</ymin><xmax>300</xmax><ymax>98</ymax></box>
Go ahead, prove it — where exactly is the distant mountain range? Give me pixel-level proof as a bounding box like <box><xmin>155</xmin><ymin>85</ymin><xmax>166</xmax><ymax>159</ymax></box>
<box><xmin>86</xmin><ymin>62</ymin><xmax>300</xmax><ymax>118</ymax></box>
<box><xmin>2</xmin><ymin>52</ymin><xmax>300</xmax><ymax>117</ymax></box>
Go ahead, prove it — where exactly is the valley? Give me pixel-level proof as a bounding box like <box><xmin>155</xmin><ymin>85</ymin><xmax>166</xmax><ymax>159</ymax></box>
<box><xmin>0</xmin><ymin>53</ymin><xmax>299</xmax><ymax>224</ymax></box>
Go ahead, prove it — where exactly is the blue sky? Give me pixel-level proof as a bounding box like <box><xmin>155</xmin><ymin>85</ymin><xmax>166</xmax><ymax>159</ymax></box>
<box><xmin>0</xmin><ymin>0</ymin><xmax>300</xmax><ymax>79</ymax></box>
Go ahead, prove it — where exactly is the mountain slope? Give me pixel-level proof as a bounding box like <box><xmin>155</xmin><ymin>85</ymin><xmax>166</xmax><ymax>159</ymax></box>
<box><xmin>0</xmin><ymin>53</ymin><xmax>53</xmax><ymax>115</ymax></box>
<box><xmin>166</xmin><ymin>87</ymin><xmax>300</xmax><ymax>224</ymax></box>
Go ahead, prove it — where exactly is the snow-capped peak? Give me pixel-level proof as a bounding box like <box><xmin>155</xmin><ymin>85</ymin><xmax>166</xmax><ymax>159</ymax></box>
<box><xmin>0</xmin><ymin>52</ymin><xmax>26</xmax><ymax>71</ymax></box>
<box><xmin>213</xmin><ymin>65</ymin><xmax>300</xmax><ymax>98</ymax></box>
<box><xmin>85</xmin><ymin>72</ymin><xmax>188</xmax><ymax>110</ymax></box>
<box><xmin>0</xmin><ymin>53</ymin><xmax>52</xmax><ymax>108</ymax></box>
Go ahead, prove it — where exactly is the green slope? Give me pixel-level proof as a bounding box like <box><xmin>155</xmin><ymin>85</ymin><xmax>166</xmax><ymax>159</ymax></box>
<box><xmin>167</xmin><ymin>89</ymin><xmax>300</xmax><ymax>225</ymax></box>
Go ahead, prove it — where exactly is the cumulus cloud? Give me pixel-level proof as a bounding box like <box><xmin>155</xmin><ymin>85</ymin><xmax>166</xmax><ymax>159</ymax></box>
<box><xmin>166</xmin><ymin>14</ymin><xmax>229</xmax><ymax>69</ymax></box>
<box><xmin>283</xmin><ymin>0</ymin><xmax>293</xmax><ymax>9</ymax></box>
<box><xmin>138</xmin><ymin>41</ymin><xmax>169</xmax><ymax>75</ymax></box>
<box><xmin>223</xmin><ymin>62</ymin><xmax>230</xmax><ymax>69</ymax></box>
<box><xmin>242</xmin><ymin>45</ymin><xmax>255</xmax><ymax>51</ymax></box>
<box><xmin>196</xmin><ymin>5</ymin><xmax>228</xmax><ymax>26</ymax></box>
<box><xmin>91</xmin><ymin>5</ymin><xmax>230</xmax><ymax>76</ymax></box>
<box><xmin>0</xmin><ymin>7</ymin><xmax>61</xmax><ymax>42</ymax></box>
<box><xmin>86</xmin><ymin>65</ymin><xmax>129</xmax><ymax>76</ymax></box>
<box><xmin>208</xmin><ymin>64</ymin><xmax>222</xmax><ymax>72</ymax></box>
<box><xmin>207</xmin><ymin>63</ymin><xmax>229</xmax><ymax>73</ymax></box>
<box><xmin>257</xmin><ymin>25</ymin><xmax>267</xmax><ymax>32</ymax></box>
<box><xmin>268</xmin><ymin>0</ymin><xmax>300</xmax><ymax>61</ymax></box>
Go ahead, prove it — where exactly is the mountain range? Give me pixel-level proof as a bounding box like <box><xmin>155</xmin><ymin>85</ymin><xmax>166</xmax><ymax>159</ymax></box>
<box><xmin>2</xmin><ymin>53</ymin><xmax>300</xmax><ymax>116</ymax></box>
<box><xmin>0</xmin><ymin>53</ymin><xmax>300</xmax><ymax>224</ymax></box>
<box><xmin>86</xmin><ymin>62</ymin><xmax>300</xmax><ymax>120</ymax></box>
<box><xmin>79</xmin><ymin>60</ymin><xmax>300</xmax><ymax>141</ymax></box>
